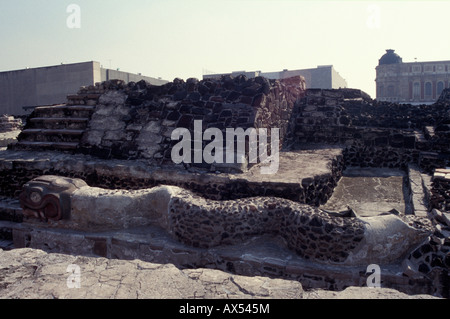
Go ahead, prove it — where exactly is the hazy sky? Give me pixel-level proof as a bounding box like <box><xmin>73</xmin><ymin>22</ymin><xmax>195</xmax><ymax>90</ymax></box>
<box><xmin>1</xmin><ymin>0</ymin><xmax>449</xmax><ymax>98</ymax></box>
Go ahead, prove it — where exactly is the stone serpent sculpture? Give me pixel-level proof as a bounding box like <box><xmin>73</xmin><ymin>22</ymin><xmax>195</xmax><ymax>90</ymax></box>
<box><xmin>20</xmin><ymin>175</ymin><xmax>435</xmax><ymax>266</ymax></box>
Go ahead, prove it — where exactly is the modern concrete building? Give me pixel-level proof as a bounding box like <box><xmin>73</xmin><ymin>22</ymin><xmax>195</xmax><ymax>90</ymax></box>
<box><xmin>203</xmin><ymin>65</ymin><xmax>348</xmax><ymax>90</ymax></box>
<box><xmin>375</xmin><ymin>49</ymin><xmax>450</xmax><ymax>104</ymax></box>
<box><xmin>0</xmin><ymin>61</ymin><xmax>168</xmax><ymax>115</ymax></box>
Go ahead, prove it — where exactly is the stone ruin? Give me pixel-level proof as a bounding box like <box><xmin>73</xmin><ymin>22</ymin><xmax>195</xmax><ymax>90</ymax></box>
<box><xmin>0</xmin><ymin>115</ymin><xmax>23</xmax><ymax>148</ymax></box>
<box><xmin>0</xmin><ymin>74</ymin><xmax>449</xmax><ymax>298</ymax></box>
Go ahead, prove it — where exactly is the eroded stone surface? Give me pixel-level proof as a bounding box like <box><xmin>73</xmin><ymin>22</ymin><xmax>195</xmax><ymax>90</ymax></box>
<box><xmin>0</xmin><ymin>248</ymin><xmax>304</xmax><ymax>299</ymax></box>
<box><xmin>0</xmin><ymin>248</ymin><xmax>439</xmax><ymax>299</ymax></box>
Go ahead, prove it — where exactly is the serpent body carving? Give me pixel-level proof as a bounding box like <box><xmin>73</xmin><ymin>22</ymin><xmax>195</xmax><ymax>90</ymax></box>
<box><xmin>20</xmin><ymin>176</ymin><xmax>434</xmax><ymax>266</ymax></box>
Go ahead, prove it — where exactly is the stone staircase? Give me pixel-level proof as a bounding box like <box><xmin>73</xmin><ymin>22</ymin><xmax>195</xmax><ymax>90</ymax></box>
<box><xmin>12</xmin><ymin>104</ymin><xmax>95</xmax><ymax>152</ymax></box>
<box><xmin>1</xmin><ymin>91</ymin><xmax>101</xmax><ymax>249</ymax></box>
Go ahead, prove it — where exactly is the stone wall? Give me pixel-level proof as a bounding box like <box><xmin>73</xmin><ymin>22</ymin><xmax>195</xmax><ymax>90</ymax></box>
<box><xmin>71</xmin><ymin>83</ymin><xmax>449</xmax><ymax>174</ymax></box>
<box><xmin>168</xmin><ymin>188</ymin><xmax>366</xmax><ymax>263</ymax></box>
<box><xmin>78</xmin><ymin>76</ymin><xmax>305</xmax><ymax>171</ymax></box>
<box><xmin>0</xmin><ymin>148</ymin><xmax>343</xmax><ymax>207</ymax></box>
<box><xmin>291</xmin><ymin>88</ymin><xmax>450</xmax><ymax>173</ymax></box>
<box><xmin>430</xmin><ymin>169</ymin><xmax>450</xmax><ymax>212</ymax></box>
<box><xmin>10</xmin><ymin>77</ymin><xmax>449</xmax><ymax>174</ymax></box>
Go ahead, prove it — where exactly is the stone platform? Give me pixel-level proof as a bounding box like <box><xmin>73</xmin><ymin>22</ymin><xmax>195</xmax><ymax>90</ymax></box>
<box><xmin>0</xmin><ymin>146</ymin><xmax>344</xmax><ymax>205</ymax></box>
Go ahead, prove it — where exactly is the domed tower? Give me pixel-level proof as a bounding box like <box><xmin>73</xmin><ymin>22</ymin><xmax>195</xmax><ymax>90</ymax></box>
<box><xmin>378</xmin><ymin>49</ymin><xmax>403</xmax><ymax>66</ymax></box>
<box><xmin>376</xmin><ymin>49</ymin><xmax>404</xmax><ymax>102</ymax></box>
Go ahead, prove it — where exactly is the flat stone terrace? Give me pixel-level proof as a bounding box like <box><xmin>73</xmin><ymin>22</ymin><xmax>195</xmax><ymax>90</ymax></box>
<box><xmin>321</xmin><ymin>167</ymin><xmax>408</xmax><ymax>217</ymax></box>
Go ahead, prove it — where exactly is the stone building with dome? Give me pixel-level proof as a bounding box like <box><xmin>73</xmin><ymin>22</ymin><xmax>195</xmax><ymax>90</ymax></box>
<box><xmin>375</xmin><ymin>49</ymin><xmax>450</xmax><ymax>104</ymax></box>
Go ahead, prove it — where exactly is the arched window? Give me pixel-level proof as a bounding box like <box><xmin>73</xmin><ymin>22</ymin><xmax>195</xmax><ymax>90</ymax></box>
<box><xmin>387</xmin><ymin>85</ymin><xmax>395</xmax><ymax>97</ymax></box>
<box><xmin>425</xmin><ymin>82</ymin><xmax>432</xmax><ymax>97</ymax></box>
<box><xmin>378</xmin><ymin>85</ymin><xmax>384</xmax><ymax>98</ymax></box>
<box><xmin>413</xmin><ymin>82</ymin><xmax>420</xmax><ymax>98</ymax></box>
<box><xmin>437</xmin><ymin>81</ymin><xmax>445</xmax><ymax>97</ymax></box>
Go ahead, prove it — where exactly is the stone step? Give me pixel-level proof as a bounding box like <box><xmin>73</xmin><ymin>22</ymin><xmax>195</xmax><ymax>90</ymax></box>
<box><xmin>33</xmin><ymin>105</ymin><xmax>95</xmax><ymax>119</ymax></box>
<box><xmin>21</xmin><ymin>129</ymin><xmax>85</xmax><ymax>136</ymax></box>
<box><xmin>29</xmin><ymin>117</ymin><xmax>90</xmax><ymax>123</ymax></box>
<box><xmin>14</xmin><ymin>141</ymin><xmax>79</xmax><ymax>150</ymax></box>
<box><xmin>34</xmin><ymin>105</ymin><xmax>95</xmax><ymax>112</ymax></box>
<box><xmin>27</xmin><ymin>117</ymin><xmax>90</xmax><ymax>130</ymax></box>
<box><xmin>18</xmin><ymin>127</ymin><xmax>85</xmax><ymax>144</ymax></box>
<box><xmin>66</xmin><ymin>94</ymin><xmax>102</xmax><ymax>106</ymax></box>
<box><xmin>67</xmin><ymin>94</ymin><xmax>102</xmax><ymax>100</ymax></box>
<box><xmin>22</xmin><ymin>105</ymin><xmax>94</xmax><ymax>143</ymax></box>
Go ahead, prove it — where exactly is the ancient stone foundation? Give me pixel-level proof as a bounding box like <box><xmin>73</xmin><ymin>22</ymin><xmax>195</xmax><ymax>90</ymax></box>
<box><xmin>1</xmin><ymin>77</ymin><xmax>450</xmax><ymax>298</ymax></box>
<box><xmin>292</xmin><ymin>88</ymin><xmax>450</xmax><ymax>173</ymax></box>
<box><xmin>76</xmin><ymin>75</ymin><xmax>303</xmax><ymax>167</ymax></box>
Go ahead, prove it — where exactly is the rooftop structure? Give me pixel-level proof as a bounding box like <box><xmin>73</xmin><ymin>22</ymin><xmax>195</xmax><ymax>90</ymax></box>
<box><xmin>204</xmin><ymin>65</ymin><xmax>348</xmax><ymax>91</ymax></box>
<box><xmin>376</xmin><ymin>49</ymin><xmax>450</xmax><ymax>104</ymax></box>
<box><xmin>0</xmin><ymin>61</ymin><xmax>168</xmax><ymax>116</ymax></box>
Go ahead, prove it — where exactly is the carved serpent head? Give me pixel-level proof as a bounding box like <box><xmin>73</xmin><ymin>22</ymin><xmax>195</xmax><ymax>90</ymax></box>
<box><xmin>19</xmin><ymin>175</ymin><xmax>88</xmax><ymax>222</ymax></box>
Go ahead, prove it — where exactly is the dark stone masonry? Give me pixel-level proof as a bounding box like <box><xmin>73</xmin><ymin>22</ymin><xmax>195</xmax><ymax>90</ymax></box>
<box><xmin>76</xmin><ymin>75</ymin><xmax>303</xmax><ymax>168</ymax></box>
<box><xmin>292</xmin><ymin>88</ymin><xmax>450</xmax><ymax>173</ymax></box>
<box><xmin>1</xmin><ymin>75</ymin><xmax>450</xmax><ymax>298</ymax></box>
<box><xmin>169</xmin><ymin>188</ymin><xmax>368</xmax><ymax>263</ymax></box>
